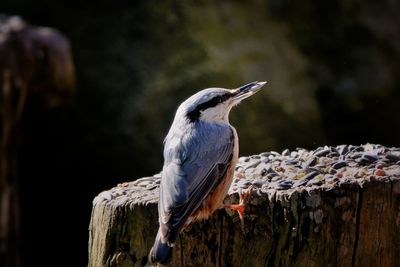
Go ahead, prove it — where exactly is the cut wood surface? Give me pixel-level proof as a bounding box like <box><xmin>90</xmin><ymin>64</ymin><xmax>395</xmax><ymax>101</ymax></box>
<box><xmin>88</xmin><ymin>144</ymin><xmax>400</xmax><ymax>267</ymax></box>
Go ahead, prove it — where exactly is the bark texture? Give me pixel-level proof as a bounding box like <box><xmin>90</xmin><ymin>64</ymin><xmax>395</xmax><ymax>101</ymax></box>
<box><xmin>88</xmin><ymin>145</ymin><xmax>400</xmax><ymax>267</ymax></box>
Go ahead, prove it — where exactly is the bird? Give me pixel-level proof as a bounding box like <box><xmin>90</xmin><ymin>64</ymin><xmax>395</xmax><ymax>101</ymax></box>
<box><xmin>148</xmin><ymin>81</ymin><xmax>267</xmax><ymax>265</ymax></box>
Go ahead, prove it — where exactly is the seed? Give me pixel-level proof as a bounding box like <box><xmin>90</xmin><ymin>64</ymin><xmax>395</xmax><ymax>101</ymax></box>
<box><xmin>282</xmin><ymin>149</ymin><xmax>290</xmax><ymax>156</ymax></box>
<box><xmin>375</xmin><ymin>169</ymin><xmax>386</xmax><ymax>176</ymax></box>
<box><xmin>237</xmin><ymin>179</ymin><xmax>251</xmax><ymax>188</ymax></box>
<box><xmin>293</xmin><ymin>179</ymin><xmax>308</xmax><ymax>187</ymax></box>
<box><xmin>328</xmin><ymin>151</ymin><xmax>340</xmax><ymax>157</ymax></box>
<box><xmin>286</xmin><ymin>159</ymin><xmax>299</xmax><ymax>165</ymax></box>
<box><xmin>276</xmin><ymin>180</ymin><xmax>293</xmax><ymax>190</ymax></box>
<box><xmin>251</xmin><ymin>179</ymin><xmax>264</xmax><ymax>187</ymax></box>
<box><xmin>386</xmin><ymin>153</ymin><xmax>400</xmax><ymax>162</ymax></box>
<box><xmin>303</xmin><ymin>171</ymin><xmax>319</xmax><ymax>181</ymax></box>
<box><xmin>308</xmin><ymin>178</ymin><xmax>323</xmax><ymax>186</ymax></box>
<box><xmin>363</xmin><ymin>153</ymin><xmax>378</xmax><ymax>161</ymax></box>
<box><xmin>304</xmin><ymin>157</ymin><xmax>317</xmax><ymax>168</ymax></box>
<box><xmin>338</xmin><ymin>145</ymin><xmax>349</xmax><ymax>155</ymax></box>
<box><xmin>260</xmin><ymin>152</ymin><xmax>271</xmax><ymax>157</ymax></box>
<box><xmin>314</xmin><ymin>149</ymin><xmax>330</xmax><ymax>157</ymax></box>
<box><xmin>332</xmin><ymin>161</ymin><xmax>347</xmax><ymax>169</ymax></box>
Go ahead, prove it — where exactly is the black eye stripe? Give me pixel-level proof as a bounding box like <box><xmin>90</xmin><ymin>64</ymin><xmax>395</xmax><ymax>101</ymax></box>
<box><xmin>198</xmin><ymin>93</ymin><xmax>232</xmax><ymax>110</ymax></box>
<box><xmin>186</xmin><ymin>92</ymin><xmax>233</xmax><ymax>122</ymax></box>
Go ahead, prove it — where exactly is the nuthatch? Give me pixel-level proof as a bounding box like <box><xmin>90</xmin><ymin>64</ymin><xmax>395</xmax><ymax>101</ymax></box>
<box><xmin>149</xmin><ymin>81</ymin><xmax>267</xmax><ymax>265</ymax></box>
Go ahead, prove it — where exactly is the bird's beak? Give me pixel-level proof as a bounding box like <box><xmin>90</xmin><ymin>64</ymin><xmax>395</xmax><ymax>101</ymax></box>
<box><xmin>232</xmin><ymin>81</ymin><xmax>267</xmax><ymax>102</ymax></box>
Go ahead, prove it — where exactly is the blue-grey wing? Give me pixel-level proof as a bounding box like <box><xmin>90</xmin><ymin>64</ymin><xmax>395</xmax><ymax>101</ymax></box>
<box><xmin>158</xmin><ymin>122</ymin><xmax>234</xmax><ymax>244</ymax></box>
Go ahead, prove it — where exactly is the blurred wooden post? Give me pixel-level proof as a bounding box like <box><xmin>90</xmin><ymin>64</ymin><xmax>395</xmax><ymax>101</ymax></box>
<box><xmin>88</xmin><ymin>145</ymin><xmax>400</xmax><ymax>267</ymax></box>
<box><xmin>0</xmin><ymin>16</ymin><xmax>75</xmax><ymax>267</ymax></box>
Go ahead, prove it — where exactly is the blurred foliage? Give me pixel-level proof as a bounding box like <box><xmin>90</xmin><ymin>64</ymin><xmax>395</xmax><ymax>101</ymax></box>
<box><xmin>1</xmin><ymin>0</ymin><xmax>400</xmax><ymax>266</ymax></box>
<box><xmin>5</xmin><ymin>0</ymin><xmax>399</xmax><ymax>179</ymax></box>
<box><xmin>267</xmin><ymin>0</ymin><xmax>400</xmax><ymax>144</ymax></box>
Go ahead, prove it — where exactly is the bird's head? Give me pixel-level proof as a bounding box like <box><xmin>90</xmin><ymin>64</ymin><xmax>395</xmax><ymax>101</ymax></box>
<box><xmin>180</xmin><ymin>81</ymin><xmax>267</xmax><ymax>123</ymax></box>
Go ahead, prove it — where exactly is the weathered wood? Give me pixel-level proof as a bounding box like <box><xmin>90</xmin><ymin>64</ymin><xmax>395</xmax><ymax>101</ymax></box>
<box><xmin>88</xmin><ymin>144</ymin><xmax>400</xmax><ymax>267</ymax></box>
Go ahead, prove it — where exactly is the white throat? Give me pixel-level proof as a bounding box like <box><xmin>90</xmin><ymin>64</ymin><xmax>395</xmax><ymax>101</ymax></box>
<box><xmin>199</xmin><ymin>104</ymin><xmax>232</xmax><ymax>123</ymax></box>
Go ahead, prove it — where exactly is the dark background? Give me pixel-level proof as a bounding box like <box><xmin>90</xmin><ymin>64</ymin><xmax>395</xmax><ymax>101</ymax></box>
<box><xmin>2</xmin><ymin>0</ymin><xmax>400</xmax><ymax>266</ymax></box>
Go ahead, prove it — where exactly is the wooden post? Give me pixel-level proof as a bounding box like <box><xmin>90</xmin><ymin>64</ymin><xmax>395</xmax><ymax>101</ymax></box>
<box><xmin>0</xmin><ymin>16</ymin><xmax>75</xmax><ymax>267</ymax></box>
<box><xmin>88</xmin><ymin>145</ymin><xmax>400</xmax><ymax>267</ymax></box>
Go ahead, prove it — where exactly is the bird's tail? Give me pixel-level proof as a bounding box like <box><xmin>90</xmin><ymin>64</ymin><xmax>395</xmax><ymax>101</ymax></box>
<box><xmin>148</xmin><ymin>230</ymin><xmax>173</xmax><ymax>265</ymax></box>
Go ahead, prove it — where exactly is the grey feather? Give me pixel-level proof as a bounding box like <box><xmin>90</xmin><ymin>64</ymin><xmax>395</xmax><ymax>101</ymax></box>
<box><xmin>159</xmin><ymin>120</ymin><xmax>234</xmax><ymax>244</ymax></box>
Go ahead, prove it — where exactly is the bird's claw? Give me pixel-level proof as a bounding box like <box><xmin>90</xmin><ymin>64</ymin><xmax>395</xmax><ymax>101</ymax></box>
<box><xmin>224</xmin><ymin>185</ymin><xmax>255</xmax><ymax>232</ymax></box>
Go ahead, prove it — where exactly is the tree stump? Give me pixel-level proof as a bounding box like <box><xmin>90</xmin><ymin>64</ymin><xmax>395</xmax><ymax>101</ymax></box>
<box><xmin>88</xmin><ymin>144</ymin><xmax>400</xmax><ymax>267</ymax></box>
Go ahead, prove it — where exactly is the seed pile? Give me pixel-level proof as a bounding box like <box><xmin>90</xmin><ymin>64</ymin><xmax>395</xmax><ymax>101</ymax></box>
<box><xmin>230</xmin><ymin>143</ymin><xmax>400</xmax><ymax>197</ymax></box>
<box><xmin>95</xmin><ymin>144</ymin><xmax>400</xmax><ymax>206</ymax></box>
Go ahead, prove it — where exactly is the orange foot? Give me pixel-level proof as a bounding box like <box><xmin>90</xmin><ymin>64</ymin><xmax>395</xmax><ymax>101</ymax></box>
<box><xmin>224</xmin><ymin>186</ymin><xmax>254</xmax><ymax>231</ymax></box>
